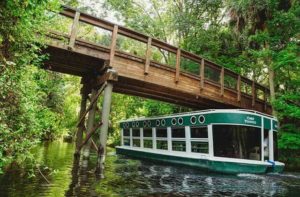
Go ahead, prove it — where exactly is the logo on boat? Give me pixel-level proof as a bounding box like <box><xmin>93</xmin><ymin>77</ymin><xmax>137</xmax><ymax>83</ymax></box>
<box><xmin>244</xmin><ymin>116</ymin><xmax>257</xmax><ymax>125</ymax></box>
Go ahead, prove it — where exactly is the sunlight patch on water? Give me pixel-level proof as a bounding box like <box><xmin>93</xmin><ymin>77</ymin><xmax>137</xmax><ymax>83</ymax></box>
<box><xmin>237</xmin><ymin>173</ymin><xmax>266</xmax><ymax>180</ymax></box>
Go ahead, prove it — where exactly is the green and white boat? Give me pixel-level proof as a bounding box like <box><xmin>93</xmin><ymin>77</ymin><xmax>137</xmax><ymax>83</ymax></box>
<box><xmin>116</xmin><ymin>109</ymin><xmax>284</xmax><ymax>174</ymax></box>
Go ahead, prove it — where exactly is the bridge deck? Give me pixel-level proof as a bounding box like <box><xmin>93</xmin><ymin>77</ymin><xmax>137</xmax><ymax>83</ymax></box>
<box><xmin>44</xmin><ymin>6</ymin><xmax>272</xmax><ymax>114</ymax></box>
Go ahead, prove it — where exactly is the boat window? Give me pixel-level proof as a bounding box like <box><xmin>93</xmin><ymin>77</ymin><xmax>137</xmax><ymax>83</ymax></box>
<box><xmin>133</xmin><ymin>139</ymin><xmax>140</xmax><ymax>147</ymax></box>
<box><xmin>191</xmin><ymin>142</ymin><xmax>208</xmax><ymax>153</ymax></box>
<box><xmin>132</xmin><ymin>129</ymin><xmax>140</xmax><ymax>137</ymax></box>
<box><xmin>213</xmin><ymin>125</ymin><xmax>261</xmax><ymax>161</ymax></box>
<box><xmin>144</xmin><ymin>128</ymin><xmax>153</xmax><ymax>137</ymax></box>
<box><xmin>171</xmin><ymin>127</ymin><xmax>185</xmax><ymax>138</ymax></box>
<box><xmin>191</xmin><ymin>127</ymin><xmax>208</xmax><ymax>138</ymax></box>
<box><xmin>156</xmin><ymin>128</ymin><xmax>167</xmax><ymax>138</ymax></box>
<box><xmin>123</xmin><ymin>129</ymin><xmax>130</xmax><ymax>136</ymax></box>
<box><xmin>190</xmin><ymin>116</ymin><xmax>197</xmax><ymax>124</ymax></box>
<box><xmin>144</xmin><ymin>139</ymin><xmax>153</xmax><ymax>149</ymax></box>
<box><xmin>156</xmin><ymin>140</ymin><xmax>168</xmax><ymax>150</ymax></box>
<box><xmin>143</xmin><ymin>121</ymin><xmax>147</xmax><ymax>127</ymax></box>
<box><xmin>172</xmin><ymin>141</ymin><xmax>186</xmax><ymax>152</ymax></box>
<box><xmin>264</xmin><ymin>129</ymin><xmax>269</xmax><ymax>160</ymax></box>
<box><xmin>123</xmin><ymin>138</ymin><xmax>130</xmax><ymax>146</ymax></box>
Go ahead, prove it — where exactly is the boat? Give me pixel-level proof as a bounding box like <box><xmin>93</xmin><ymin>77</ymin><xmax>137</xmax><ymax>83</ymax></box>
<box><xmin>116</xmin><ymin>109</ymin><xmax>284</xmax><ymax>174</ymax></box>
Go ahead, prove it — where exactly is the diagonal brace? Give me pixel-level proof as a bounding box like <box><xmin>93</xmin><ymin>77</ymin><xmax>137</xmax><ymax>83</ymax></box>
<box><xmin>76</xmin><ymin>82</ymin><xmax>107</xmax><ymax>127</ymax></box>
<box><xmin>75</xmin><ymin>121</ymin><xmax>103</xmax><ymax>155</ymax></box>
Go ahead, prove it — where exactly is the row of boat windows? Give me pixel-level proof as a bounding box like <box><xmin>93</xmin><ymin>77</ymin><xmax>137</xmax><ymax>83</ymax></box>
<box><xmin>123</xmin><ymin>127</ymin><xmax>208</xmax><ymax>138</ymax></box>
<box><xmin>122</xmin><ymin>115</ymin><xmax>205</xmax><ymax>128</ymax></box>
<box><xmin>123</xmin><ymin>138</ymin><xmax>209</xmax><ymax>153</ymax></box>
<box><xmin>122</xmin><ymin>125</ymin><xmax>278</xmax><ymax>161</ymax></box>
<box><xmin>122</xmin><ymin>127</ymin><xmax>208</xmax><ymax>153</ymax></box>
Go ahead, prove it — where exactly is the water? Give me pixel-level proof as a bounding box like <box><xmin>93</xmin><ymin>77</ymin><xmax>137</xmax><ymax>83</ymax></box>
<box><xmin>1</xmin><ymin>141</ymin><xmax>300</xmax><ymax>197</ymax></box>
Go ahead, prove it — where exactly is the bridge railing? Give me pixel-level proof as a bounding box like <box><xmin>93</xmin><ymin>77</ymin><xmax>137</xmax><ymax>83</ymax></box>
<box><xmin>49</xmin><ymin>6</ymin><xmax>271</xmax><ymax>110</ymax></box>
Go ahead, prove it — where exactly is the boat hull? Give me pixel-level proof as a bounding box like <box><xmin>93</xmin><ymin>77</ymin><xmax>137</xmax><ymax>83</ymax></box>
<box><xmin>116</xmin><ymin>147</ymin><xmax>284</xmax><ymax>174</ymax></box>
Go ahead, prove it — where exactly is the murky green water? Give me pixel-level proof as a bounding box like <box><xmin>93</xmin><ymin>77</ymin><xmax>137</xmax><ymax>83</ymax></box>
<box><xmin>1</xmin><ymin>141</ymin><xmax>300</xmax><ymax>197</ymax></box>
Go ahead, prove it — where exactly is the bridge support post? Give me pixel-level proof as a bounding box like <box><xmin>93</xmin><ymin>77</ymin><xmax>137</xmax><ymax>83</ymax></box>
<box><xmin>96</xmin><ymin>82</ymin><xmax>113</xmax><ymax>177</ymax></box>
<box><xmin>95</xmin><ymin>69</ymin><xmax>117</xmax><ymax>177</ymax></box>
<box><xmin>82</xmin><ymin>88</ymin><xmax>99</xmax><ymax>162</ymax></box>
<box><xmin>75</xmin><ymin>80</ymin><xmax>89</xmax><ymax>157</ymax></box>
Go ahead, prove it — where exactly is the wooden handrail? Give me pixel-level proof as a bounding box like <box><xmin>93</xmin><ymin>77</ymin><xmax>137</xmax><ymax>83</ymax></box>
<box><xmin>144</xmin><ymin>37</ymin><xmax>152</xmax><ymax>74</ymax></box>
<box><xmin>175</xmin><ymin>48</ymin><xmax>181</xmax><ymax>82</ymax></box>
<box><xmin>220</xmin><ymin>67</ymin><xmax>224</xmax><ymax>96</ymax></box>
<box><xmin>109</xmin><ymin>25</ymin><xmax>118</xmax><ymax>67</ymax></box>
<box><xmin>237</xmin><ymin>75</ymin><xmax>241</xmax><ymax>102</ymax></box>
<box><xmin>200</xmin><ymin>59</ymin><xmax>205</xmax><ymax>90</ymax></box>
<box><xmin>68</xmin><ymin>11</ymin><xmax>80</xmax><ymax>49</ymax></box>
<box><xmin>252</xmin><ymin>81</ymin><xmax>256</xmax><ymax>107</ymax></box>
<box><xmin>54</xmin><ymin>6</ymin><xmax>271</xmax><ymax>108</ymax></box>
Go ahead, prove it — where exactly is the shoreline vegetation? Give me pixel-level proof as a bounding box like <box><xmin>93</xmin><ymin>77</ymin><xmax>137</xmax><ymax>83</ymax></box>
<box><xmin>0</xmin><ymin>0</ymin><xmax>299</xmax><ymax>174</ymax></box>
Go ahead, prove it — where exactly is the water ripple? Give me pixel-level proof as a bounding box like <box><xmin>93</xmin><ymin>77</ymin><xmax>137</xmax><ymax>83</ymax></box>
<box><xmin>0</xmin><ymin>141</ymin><xmax>300</xmax><ymax>197</ymax></box>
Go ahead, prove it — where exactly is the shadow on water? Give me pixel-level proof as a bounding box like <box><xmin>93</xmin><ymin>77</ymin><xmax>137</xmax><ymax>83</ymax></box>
<box><xmin>1</xmin><ymin>140</ymin><xmax>300</xmax><ymax>197</ymax></box>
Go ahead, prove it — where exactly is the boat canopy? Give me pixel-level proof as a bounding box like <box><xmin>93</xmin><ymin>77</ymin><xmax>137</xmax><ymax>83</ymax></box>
<box><xmin>120</xmin><ymin>109</ymin><xmax>278</xmax><ymax>131</ymax></box>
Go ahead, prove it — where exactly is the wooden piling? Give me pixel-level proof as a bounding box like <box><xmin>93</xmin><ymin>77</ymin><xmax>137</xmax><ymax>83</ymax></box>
<box><xmin>82</xmin><ymin>88</ymin><xmax>99</xmax><ymax>159</ymax></box>
<box><xmin>200</xmin><ymin>59</ymin><xmax>205</xmax><ymax>90</ymax></box>
<box><xmin>96</xmin><ymin>69</ymin><xmax>118</xmax><ymax>177</ymax></box>
<box><xmin>97</xmin><ymin>82</ymin><xmax>113</xmax><ymax>177</ymax></box>
<box><xmin>74</xmin><ymin>84</ymin><xmax>89</xmax><ymax>156</ymax></box>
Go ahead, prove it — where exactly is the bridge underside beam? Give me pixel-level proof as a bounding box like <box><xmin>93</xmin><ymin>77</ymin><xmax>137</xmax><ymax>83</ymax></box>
<box><xmin>43</xmin><ymin>46</ymin><xmax>107</xmax><ymax>76</ymax></box>
<box><xmin>113</xmin><ymin>77</ymin><xmax>235</xmax><ymax>110</ymax></box>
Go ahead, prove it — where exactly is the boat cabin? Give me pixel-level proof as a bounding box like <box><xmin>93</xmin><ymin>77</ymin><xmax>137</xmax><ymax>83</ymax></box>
<box><xmin>116</xmin><ymin>109</ymin><xmax>284</xmax><ymax>173</ymax></box>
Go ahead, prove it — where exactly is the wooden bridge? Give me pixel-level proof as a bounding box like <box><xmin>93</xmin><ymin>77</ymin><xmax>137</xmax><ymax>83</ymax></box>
<box><xmin>44</xmin><ymin>6</ymin><xmax>272</xmax><ymax>114</ymax></box>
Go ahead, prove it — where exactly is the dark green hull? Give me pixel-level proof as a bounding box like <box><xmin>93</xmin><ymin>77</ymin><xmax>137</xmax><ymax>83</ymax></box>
<box><xmin>116</xmin><ymin>147</ymin><xmax>284</xmax><ymax>174</ymax></box>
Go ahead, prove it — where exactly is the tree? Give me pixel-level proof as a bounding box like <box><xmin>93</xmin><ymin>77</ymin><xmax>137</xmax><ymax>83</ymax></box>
<box><xmin>0</xmin><ymin>0</ymin><xmax>63</xmax><ymax>173</ymax></box>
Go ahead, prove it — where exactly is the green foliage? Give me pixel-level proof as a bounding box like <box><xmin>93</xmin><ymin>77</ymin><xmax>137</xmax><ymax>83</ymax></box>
<box><xmin>0</xmin><ymin>0</ymin><xmax>64</xmax><ymax>172</ymax></box>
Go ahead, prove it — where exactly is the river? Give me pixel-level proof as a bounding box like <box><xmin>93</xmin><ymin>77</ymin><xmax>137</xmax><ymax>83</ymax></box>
<box><xmin>0</xmin><ymin>141</ymin><xmax>300</xmax><ymax>196</ymax></box>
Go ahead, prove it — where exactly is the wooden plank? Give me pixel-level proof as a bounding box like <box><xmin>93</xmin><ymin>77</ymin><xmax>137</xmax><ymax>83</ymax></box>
<box><xmin>252</xmin><ymin>81</ymin><xmax>256</xmax><ymax>107</ymax></box>
<box><xmin>75</xmin><ymin>83</ymin><xmax>88</xmax><ymax>153</ymax></box>
<box><xmin>175</xmin><ymin>48</ymin><xmax>181</xmax><ymax>83</ymax></box>
<box><xmin>68</xmin><ymin>11</ymin><xmax>80</xmax><ymax>49</ymax></box>
<box><xmin>81</xmin><ymin>125</ymin><xmax>99</xmax><ymax>152</ymax></box>
<box><xmin>237</xmin><ymin>75</ymin><xmax>241</xmax><ymax>102</ymax></box>
<box><xmin>75</xmin><ymin>121</ymin><xmax>103</xmax><ymax>155</ymax></box>
<box><xmin>96</xmin><ymin>71</ymin><xmax>118</xmax><ymax>86</ymax></box>
<box><xmin>181</xmin><ymin>51</ymin><xmax>202</xmax><ymax>64</ymax></box>
<box><xmin>200</xmin><ymin>59</ymin><xmax>205</xmax><ymax>90</ymax></box>
<box><xmin>144</xmin><ymin>37</ymin><xmax>152</xmax><ymax>74</ymax></box>
<box><xmin>220</xmin><ymin>67</ymin><xmax>224</xmax><ymax>96</ymax></box>
<box><xmin>60</xmin><ymin>7</ymin><xmax>76</xmax><ymax>18</ymax></box>
<box><xmin>109</xmin><ymin>25</ymin><xmax>118</xmax><ymax>67</ymax></box>
<box><xmin>76</xmin><ymin>82</ymin><xmax>107</xmax><ymax>127</ymax></box>
<box><xmin>151</xmin><ymin>38</ymin><xmax>177</xmax><ymax>54</ymax></box>
<box><xmin>91</xmin><ymin>139</ymin><xmax>99</xmax><ymax>152</ymax></box>
<box><xmin>264</xmin><ymin>87</ymin><xmax>268</xmax><ymax>112</ymax></box>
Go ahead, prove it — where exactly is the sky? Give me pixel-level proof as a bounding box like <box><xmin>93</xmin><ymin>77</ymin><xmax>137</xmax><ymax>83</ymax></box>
<box><xmin>76</xmin><ymin>0</ymin><xmax>125</xmax><ymax>25</ymax></box>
